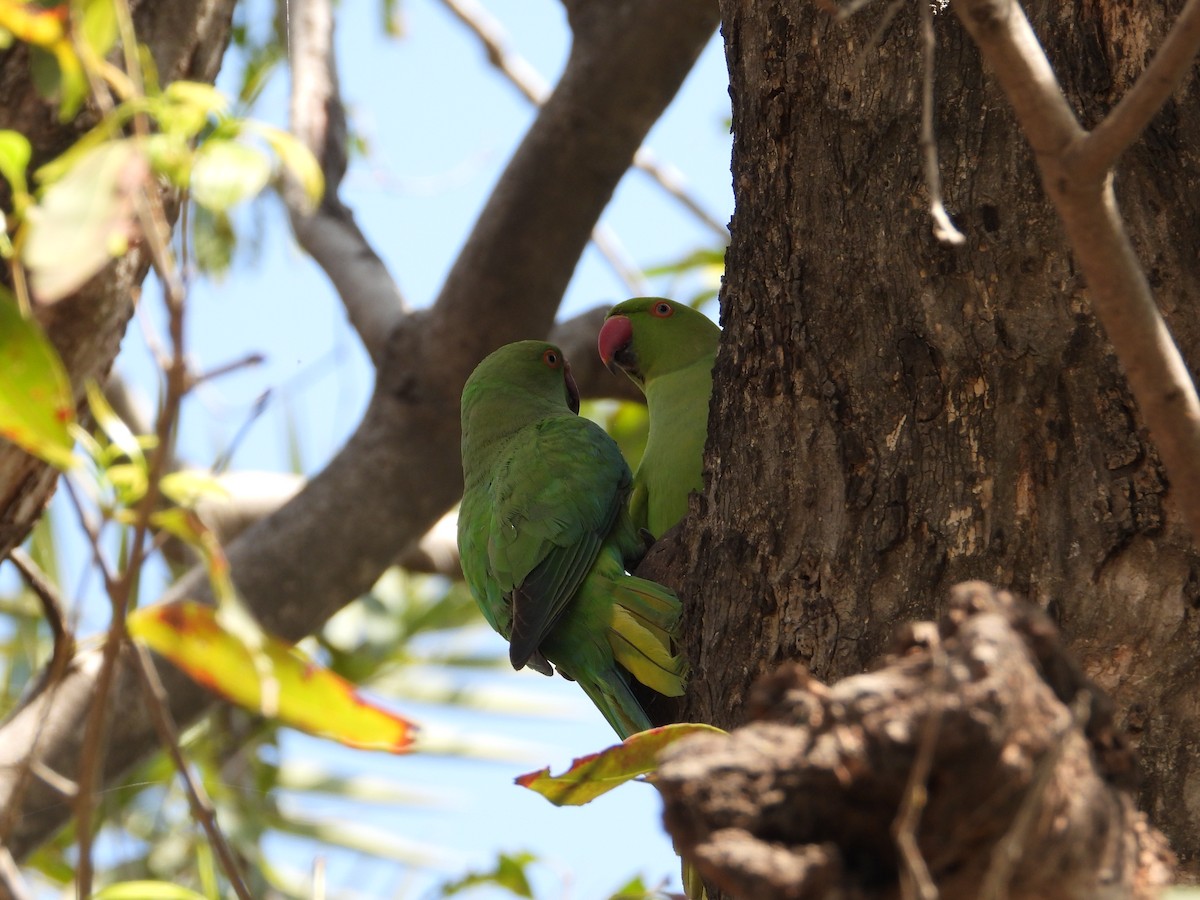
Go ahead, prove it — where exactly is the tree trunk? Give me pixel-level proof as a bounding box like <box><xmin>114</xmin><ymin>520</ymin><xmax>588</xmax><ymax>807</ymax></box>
<box><xmin>674</xmin><ymin>0</ymin><xmax>1200</xmax><ymax>882</ymax></box>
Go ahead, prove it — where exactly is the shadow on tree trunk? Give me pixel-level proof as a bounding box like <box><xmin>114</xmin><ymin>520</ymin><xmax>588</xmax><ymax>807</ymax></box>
<box><xmin>655</xmin><ymin>582</ymin><xmax>1174</xmax><ymax>899</ymax></box>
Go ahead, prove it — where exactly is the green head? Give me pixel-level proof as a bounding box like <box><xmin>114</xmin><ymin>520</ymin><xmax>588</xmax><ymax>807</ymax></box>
<box><xmin>597</xmin><ymin>297</ymin><xmax>720</xmax><ymax>387</ymax></box>
<box><xmin>462</xmin><ymin>340</ymin><xmax>580</xmax><ymax>417</ymax></box>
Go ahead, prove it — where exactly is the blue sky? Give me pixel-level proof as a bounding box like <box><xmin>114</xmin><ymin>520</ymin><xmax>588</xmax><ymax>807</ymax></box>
<box><xmin>40</xmin><ymin>1</ymin><xmax>734</xmax><ymax>896</ymax></box>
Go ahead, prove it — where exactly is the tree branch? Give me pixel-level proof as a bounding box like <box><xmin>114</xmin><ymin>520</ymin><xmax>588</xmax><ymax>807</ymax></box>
<box><xmin>439</xmin><ymin>0</ymin><xmax>730</xmax><ymax>241</ymax></box>
<box><xmin>1067</xmin><ymin>0</ymin><xmax>1200</xmax><ymax>183</ymax></box>
<box><xmin>952</xmin><ymin>0</ymin><xmax>1200</xmax><ymax>547</ymax></box>
<box><xmin>286</xmin><ymin>0</ymin><xmax>406</xmax><ymax>364</ymax></box>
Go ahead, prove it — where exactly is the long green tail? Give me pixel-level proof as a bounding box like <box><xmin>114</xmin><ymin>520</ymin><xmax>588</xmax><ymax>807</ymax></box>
<box><xmin>576</xmin><ymin>666</ymin><xmax>653</xmax><ymax>740</ymax></box>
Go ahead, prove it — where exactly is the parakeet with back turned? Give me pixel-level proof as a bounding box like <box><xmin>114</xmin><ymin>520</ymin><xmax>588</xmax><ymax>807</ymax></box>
<box><xmin>457</xmin><ymin>340</ymin><xmax>687</xmax><ymax>738</ymax></box>
<box><xmin>598</xmin><ymin>297</ymin><xmax>721</xmax><ymax>539</ymax></box>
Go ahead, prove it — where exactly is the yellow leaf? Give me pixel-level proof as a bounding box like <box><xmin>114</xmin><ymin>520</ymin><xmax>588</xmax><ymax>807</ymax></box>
<box><xmin>159</xmin><ymin>469</ymin><xmax>230</xmax><ymax>508</ymax></box>
<box><xmin>129</xmin><ymin>600</ymin><xmax>418</xmax><ymax>753</ymax></box>
<box><xmin>92</xmin><ymin>882</ymin><xmax>208</xmax><ymax>900</ymax></box>
<box><xmin>248</xmin><ymin>122</ymin><xmax>324</xmax><ymax>212</ymax></box>
<box><xmin>515</xmin><ymin>723</ymin><xmax>726</xmax><ymax>806</ymax></box>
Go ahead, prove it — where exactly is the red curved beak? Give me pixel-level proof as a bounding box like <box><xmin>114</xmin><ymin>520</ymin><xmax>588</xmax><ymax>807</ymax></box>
<box><xmin>597</xmin><ymin>315</ymin><xmax>633</xmax><ymax>371</ymax></box>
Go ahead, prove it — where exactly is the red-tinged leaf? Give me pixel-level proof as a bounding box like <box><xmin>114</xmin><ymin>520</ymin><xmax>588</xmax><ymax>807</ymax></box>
<box><xmin>515</xmin><ymin>723</ymin><xmax>726</xmax><ymax>806</ymax></box>
<box><xmin>128</xmin><ymin>600</ymin><xmax>418</xmax><ymax>753</ymax></box>
<box><xmin>0</xmin><ymin>290</ymin><xmax>76</xmax><ymax>469</ymax></box>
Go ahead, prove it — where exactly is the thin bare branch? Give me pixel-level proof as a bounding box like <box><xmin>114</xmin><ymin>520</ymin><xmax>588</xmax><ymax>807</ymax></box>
<box><xmin>134</xmin><ymin>644</ymin><xmax>253</xmax><ymax>900</ymax></box>
<box><xmin>591</xmin><ymin>224</ymin><xmax>650</xmax><ymax>296</ymax></box>
<box><xmin>439</xmin><ymin>0</ymin><xmax>730</xmax><ymax>242</ymax></box>
<box><xmin>7</xmin><ymin>550</ymin><xmax>72</xmax><ymax>669</ymax></box>
<box><xmin>0</xmin><ymin>846</ymin><xmax>31</xmax><ymax>900</ymax></box>
<box><xmin>29</xmin><ymin>762</ymin><xmax>77</xmax><ymax>799</ymax></box>
<box><xmin>952</xmin><ymin>0</ymin><xmax>1200</xmax><ymax>547</ymax></box>
<box><xmin>287</xmin><ymin>0</ymin><xmax>406</xmax><ymax>364</ymax></box>
<box><xmin>1068</xmin><ymin>0</ymin><xmax>1200</xmax><ymax>183</ymax></box>
<box><xmin>849</xmin><ymin>0</ymin><xmax>906</xmax><ymax>82</ymax></box>
<box><xmin>919</xmin><ymin>0</ymin><xmax>964</xmax><ymax>245</ymax></box>
<box><xmin>439</xmin><ymin>0</ymin><xmax>548</xmax><ymax>103</ymax></box>
<box><xmin>893</xmin><ymin>639</ymin><xmax>945</xmax><ymax>900</ymax></box>
<box><xmin>0</xmin><ymin>552</ymin><xmax>76</xmax><ymax>850</ymax></box>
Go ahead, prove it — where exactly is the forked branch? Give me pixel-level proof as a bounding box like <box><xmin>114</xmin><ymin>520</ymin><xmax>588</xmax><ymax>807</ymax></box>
<box><xmin>952</xmin><ymin>0</ymin><xmax>1200</xmax><ymax>546</ymax></box>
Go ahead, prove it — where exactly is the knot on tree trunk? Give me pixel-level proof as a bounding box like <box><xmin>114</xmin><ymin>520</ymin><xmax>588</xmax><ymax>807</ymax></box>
<box><xmin>655</xmin><ymin>582</ymin><xmax>1174</xmax><ymax>900</ymax></box>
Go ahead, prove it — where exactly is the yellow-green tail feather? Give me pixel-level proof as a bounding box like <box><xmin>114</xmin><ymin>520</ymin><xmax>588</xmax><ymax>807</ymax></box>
<box><xmin>608</xmin><ymin>576</ymin><xmax>687</xmax><ymax>697</ymax></box>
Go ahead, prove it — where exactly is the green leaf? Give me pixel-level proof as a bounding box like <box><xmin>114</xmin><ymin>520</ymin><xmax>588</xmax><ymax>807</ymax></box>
<box><xmin>190</xmin><ymin>203</ymin><xmax>235</xmax><ymax>278</ymax></box>
<box><xmin>105</xmin><ymin>461</ymin><xmax>148</xmax><ymax>506</ymax></box>
<box><xmin>80</xmin><ymin>0</ymin><xmax>118</xmax><ymax>61</ymax></box>
<box><xmin>159</xmin><ymin>469</ymin><xmax>230</xmax><ymax>508</ymax></box>
<box><xmin>144</xmin><ymin>133</ymin><xmax>193</xmax><ymax>188</ymax></box>
<box><xmin>158</xmin><ymin>81</ymin><xmax>228</xmax><ymax>138</ymax></box>
<box><xmin>86</xmin><ymin>379</ymin><xmax>144</xmax><ymax>465</ymax></box>
<box><xmin>643</xmin><ymin>247</ymin><xmax>727</xmax><ymax>280</ymax></box>
<box><xmin>22</xmin><ymin>140</ymin><xmax>147</xmax><ymax>303</ymax></box>
<box><xmin>248</xmin><ymin>122</ymin><xmax>324</xmax><ymax>211</ymax></box>
<box><xmin>607</xmin><ymin>875</ymin><xmax>664</xmax><ymax>899</ymax></box>
<box><xmin>438</xmin><ymin>851</ymin><xmax>537</xmax><ymax>898</ymax></box>
<box><xmin>516</xmin><ymin>723</ymin><xmax>727</xmax><ymax>806</ymax></box>
<box><xmin>128</xmin><ymin>600</ymin><xmax>420</xmax><ymax>753</ymax></box>
<box><xmin>91</xmin><ymin>882</ymin><xmax>209</xmax><ymax>900</ymax></box>
<box><xmin>0</xmin><ymin>129</ymin><xmax>31</xmax><ymax>196</ymax></box>
<box><xmin>189</xmin><ymin>139</ymin><xmax>271</xmax><ymax>211</ymax></box>
<box><xmin>0</xmin><ymin>290</ymin><xmax>76</xmax><ymax>468</ymax></box>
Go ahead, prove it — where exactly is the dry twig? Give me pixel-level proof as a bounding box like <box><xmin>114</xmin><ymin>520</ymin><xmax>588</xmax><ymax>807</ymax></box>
<box><xmin>919</xmin><ymin>0</ymin><xmax>964</xmax><ymax>245</ymax></box>
<box><xmin>893</xmin><ymin>641</ymin><xmax>946</xmax><ymax>900</ymax></box>
<box><xmin>134</xmin><ymin>644</ymin><xmax>253</xmax><ymax>900</ymax></box>
<box><xmin>438</xmin><ymin>0</ymin><xmax>730</xmax><ymax>244</ymax></box>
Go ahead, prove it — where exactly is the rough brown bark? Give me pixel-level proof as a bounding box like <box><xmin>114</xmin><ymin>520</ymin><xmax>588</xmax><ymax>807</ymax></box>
<box><xmin>658</xmin><ymin>583</ymin><xmax>1174</xmax><ymax>899</ymax></box>
<box><xmin>672</xmin><ymin>0</ymin><xmax>1200</xmax><ymax>881</ymax></box>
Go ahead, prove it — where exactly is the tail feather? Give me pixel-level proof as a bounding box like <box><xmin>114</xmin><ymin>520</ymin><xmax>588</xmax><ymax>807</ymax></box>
<box><xmin>609</xmin><ymin>607</ymin><xmax>687</xmax><ymax>696</ymax></box>
<box><xmin>615</xmin><ymin>575</ymin><xmax>683</xmax><ymax>632</ymax></box>
<box><xmin>608</xmin><ymin>576</ymin><xmax>687</xmax><ymax>698</ymax></box>
<box><xmin>576</xmin><ymin>667</ymin><xmax>653</xmax><ymax>740</ymax></box>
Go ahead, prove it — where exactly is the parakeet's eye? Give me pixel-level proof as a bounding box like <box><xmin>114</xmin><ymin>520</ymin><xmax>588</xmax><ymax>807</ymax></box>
<box><xmin>542</xmin><ymin>348</ymin><xmax>562</xmax><ymax>368</ymax></box>
<box><xmin>652</xmin><ymin>301</ymin><xmax>674</xmax><ymax>318</ymax></box>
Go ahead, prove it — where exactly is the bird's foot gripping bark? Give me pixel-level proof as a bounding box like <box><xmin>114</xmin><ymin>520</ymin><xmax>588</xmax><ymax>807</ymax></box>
<box><xmin>655</xmin><ymin>581</ymin><xmax>1175</xmax><ymax>900</ymax></box>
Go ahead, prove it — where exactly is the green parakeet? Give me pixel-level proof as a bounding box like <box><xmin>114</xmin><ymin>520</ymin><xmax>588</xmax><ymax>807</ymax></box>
<box><xmin>458</xmin><ymin>340</ymin><xmax>687</xmax><ymax>738</ymax></box>
<box><xmin>598</xmin><ymin>297</ymin><xmax>720</xmax><ymax>539</ymax></box>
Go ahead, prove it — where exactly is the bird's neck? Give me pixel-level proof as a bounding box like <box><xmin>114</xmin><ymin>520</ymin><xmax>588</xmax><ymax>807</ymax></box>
<box><xmin>643</xmin><ymin>357</ymin><xmax>714</xmax><ymax>444</ymax></box>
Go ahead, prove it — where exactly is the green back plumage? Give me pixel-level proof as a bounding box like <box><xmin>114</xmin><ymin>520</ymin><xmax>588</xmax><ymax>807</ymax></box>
<box><xmin>602</xmin><ymin>298</ymin><xmax>720</xmax><ymax>538</ymax></box>
<box><xmin>458</xmin><ymin>340</ymin><xmax>687</xmax><ymax>738</ymax></box>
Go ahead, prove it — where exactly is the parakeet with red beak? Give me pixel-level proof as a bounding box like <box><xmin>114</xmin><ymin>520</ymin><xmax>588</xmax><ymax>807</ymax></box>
<box><xmin>598</xmin><ymin>298</ymin><xmax>720</xmax><ymax>539</ymax></box>
<box><xmin>458</xmin><ymin>340</ymin><xmax>687</xmax><ymax>738</ymax></box>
